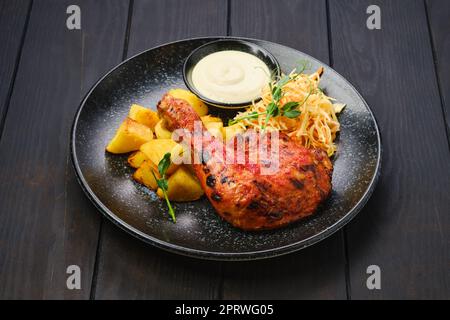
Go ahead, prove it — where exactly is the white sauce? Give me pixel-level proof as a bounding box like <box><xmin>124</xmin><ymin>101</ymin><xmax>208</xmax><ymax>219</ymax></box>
<box><xmin>191</xmin><ymin>50</ymin><xmax>270</xmax><ymax>104</ymax></box>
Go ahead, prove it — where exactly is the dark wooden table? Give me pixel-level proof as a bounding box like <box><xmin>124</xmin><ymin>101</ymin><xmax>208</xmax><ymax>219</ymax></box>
<box><xmin>0</xmin><ymin>0</ymin><xmax>449</xmax><ymax>300</ymax></box>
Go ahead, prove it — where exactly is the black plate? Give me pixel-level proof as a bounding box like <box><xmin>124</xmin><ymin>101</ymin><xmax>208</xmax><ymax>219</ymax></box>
<box><xmin>71</xmin><ymin>37</ymin><xmax>381</xmax><ymax>260</ymax></box>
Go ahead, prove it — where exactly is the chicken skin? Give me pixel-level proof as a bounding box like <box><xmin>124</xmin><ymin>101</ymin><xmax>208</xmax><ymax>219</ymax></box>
<box><xmin>158</xmin><ymin>94</ymin><xmax>333</xmax><ymax>230</ymax></box>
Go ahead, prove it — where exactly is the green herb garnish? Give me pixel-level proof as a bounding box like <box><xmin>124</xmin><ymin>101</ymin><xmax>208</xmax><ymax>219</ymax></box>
<box><xmin>152</xmin><ymin>152</ymin><xmax>176</xmax><ymax>222</ymax></box>
<box><xmin>228</xmin><ymin>111</ymin><xmax>265</xmax><ymax>126</ymax></box>
<box><xmin>231</xmin><ymin>61</ymin><xmax>314</xmax><ymax>129</ymax></box>
<box><xmin>294</xmin><ymin>59</ymin><xmax>312</xmax><ymax>75</ymax></box>
<box><xmin>282</xmin><ymin>101</ymin><xmax>300</xmax><ymax>118</ymax></box>
<box><xmin>261</xmin><ymin>77</ymin><xmax>287</xmax><ymax>129</ymax></box>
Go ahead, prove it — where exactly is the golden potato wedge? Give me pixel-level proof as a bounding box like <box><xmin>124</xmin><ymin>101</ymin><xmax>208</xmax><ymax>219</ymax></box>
<box><xmin>157</xmin><ymin>166</ymin><xmax>204</xmax><ymax>201</ymax></box>
<box><xmin>201</xmin><ymin>115</ymin><xmax>222</xmax><ymax>124</ymax></box>
<box><xmin>140</xmin><ymin>139</ymin><xmax>181</xmax><ymax>175</ymax></box>
<box><xmin>168</xmin><ymin>88</ymin><xmax>208</xmax><ymax>116</ymax></box>
<box><xmin>133</xmin><ymin>160</ymin><xmax>159</xmax><ymax>190</ymax></box>
<box><xmin>223</xmin><ymin>124</ymin><xmax>245</xmax><ymax>141</ymax></box>
<box><xmin>128</xmin><ymin>104</ymin><xmax>159</xmax><ymax>129</ymax></box>
<box><xmin>204</xmin><ymin>121</ymin><xmax>224</xmax><ymax>140</ymax></box>
<box><xmin>127</xmin><ymin>151</ymin><xmax>148</xmax><ymax>168</ymax></box>
<box><xmin>106</xmin><ymin>118</ymin><xmax>153</xmax><ymax>154</ymax></box>
<box><xmin>154</xmin><ymin>119</ymin><xmax>172</xmax><ymax>139</ymax></box>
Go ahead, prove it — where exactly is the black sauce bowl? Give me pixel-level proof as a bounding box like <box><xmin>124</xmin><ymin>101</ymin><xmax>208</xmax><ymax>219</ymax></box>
<box><xmin>183</xmin><ymin>39</ymin><xmax>280</xmax><ymax>109</ymax></box>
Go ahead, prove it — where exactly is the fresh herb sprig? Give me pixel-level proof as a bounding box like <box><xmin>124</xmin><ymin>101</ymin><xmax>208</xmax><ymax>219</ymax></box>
<box><xmin>262</xmin><ymin>77</ymin><xmax>300</xmax><ymax>128</ymax></box>
<box><xmin>228</xmin><ymin>111</ymin><xmax>266</xmax><ymax>126</ymax></box>
<box><xmin>262</xmin><ymin>60</ymin><xmax>313</xmax><ymax>127</ymax></box>
<box><xmin>151</xmin><ymin>152</ymin><xmax>176</xmax><ymax>222</ymax></box>
<box><xmin>282</xmin><ymin>101</ymin><xmax>301</xmax><ymax>118</ymax></box>
<box><xmin>294</xmin><ymin>59</ymin><xmax>312</xmax><ymax>75</ymax></box>
<box><xmin>231</xmin><ymin>60</ymin><xmax>313</xmax><ymax>129</ymax></box>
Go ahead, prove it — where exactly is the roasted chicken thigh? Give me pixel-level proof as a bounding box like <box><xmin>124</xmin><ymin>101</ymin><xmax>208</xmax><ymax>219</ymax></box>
<box><xmin>158</xmin><ymin>94</ymin><xmax>333</xmax><ymax>230</ymax></box>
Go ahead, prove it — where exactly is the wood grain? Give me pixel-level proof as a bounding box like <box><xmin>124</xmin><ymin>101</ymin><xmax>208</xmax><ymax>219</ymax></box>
<box><xmin>126</xmin><ymin>0</ymin><xmax>228</xmax><ymax>57</ymax></box>
<box><xmin>94</xmin><ymin>223</ymin><xmax>223</xmax><ymax>299</ymax></box>
<box><xmin>0</xmin><ymin>0</ymin><xmax>31</xmax><ymax>136</ymax></box>
<box><xmin>221</xmin><ymin>0</ymin><xmax>347</xmax><ymax>300</ymax></box>
<box><xmin>426</xmin><ymin>0</ymin><xmax>450</xmax><ymax>142</ymax></box>
<box><xmin>1</xmin><ymin>0</ymin><xmax>447</xmax><ymax>300</ymax></box>
<box><xmin>93</xmin><ymin>0</ymin><xmax>227</xmax><ymax>300</ymax></box>
<box><xmin>230</xmin><ymin>0</ymin><xmax>330</xmax><ymax>61</ymax></box>
<box><xmin>221</xmin><ymin>236</ymin><xmax>346</xmax><ymax>299</ymax></box>
<box><xmin>0</xmin><ymin>0</ymin><xmax>129</xmax><ymax>299</ymax></box>
<box><xmin>329</xmin><ymin>0</ymin><xmax>450</xmax><ymax>299</ymax></box>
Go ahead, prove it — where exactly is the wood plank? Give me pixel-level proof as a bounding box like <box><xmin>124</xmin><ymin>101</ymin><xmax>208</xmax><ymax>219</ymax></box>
<box><xmin>94</xmin><ymin>223</ymin><xmax>223</xmax><ymax>299</ymax></box>
<box><xmin>0</xmin><ymin>0</ymin><xmax>129</xmax><ymax>299</ymax></box>
<box><xmin>221</xmin><ymin>0</ymin><xmax>347</xmax><ymax>299</ymax></box>
<box><xmin>426</xmin><ymin>0</ymin><xmax>450</xmax><ymax>141</ymax></box>
<box><xmin>222</xmin><ymin>236</ymin><xmax>347</xmax><ymax>299</ymax></box>
<box><xmin>329</xmin><ymin>0</ymin><xmax>450</xmax><ymax>299</ymax></box>
<box><xmin>126</xmin><ymin>0</ymin><xmax>228</xmax><ymax>56</ymax></box>
<box><xmin>229</xmin><ymin>0</ymin><xmax>330</xmax><ymax>61</ymax></box>
<box><xmin>93</xmin><ymin>0</ymin><xmax>227</xmax><ymax>300</ymax></box>
<box><xmin>0</xmin><ymin>0</ymin><xmax>31</xmax><ymax>136</ymax></box>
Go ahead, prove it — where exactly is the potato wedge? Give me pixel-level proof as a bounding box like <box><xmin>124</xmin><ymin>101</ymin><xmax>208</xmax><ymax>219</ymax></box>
<box><xmin>157</xmin><ymin>166</ymin><xmax>204</xmax><ymax>201</ymax></box>
<box><xmin>106</xmin><ymin>118</ymin><xmax>153</xmax><ymax>154</ymax></box>
<box><xmin>154</xmin><ymin>119</ymin><xmax>172</xmax><ymax>139</ymax></box>
<box><xmin>223</xmin><ymin>124</ymin><xmax>245</xmax><ymax>141</ymax></box>
<box><xmin>127</xmin><ymin>151</ymin><xmax>148</xmax><ymax>168</ymax></box>
<box><xmin>201</xmin><ymin>115</ymin><xmax>222</xmax><ymax>124</ymax></box>
<box><xmin>204</xmin><ymin>121</ymin><xmax>224</xmax><ymax>140</ymax></box>
<box><xmin>133</xmin><ymin>160</ymin><xmax>159</xmax><ymax>190</ymax></box>
<box><xmin>140</xmin><ymin>139</ymin><xmax>181</xmax><ymax>175</ymax></box>
<box><xmin>128</xmin><ymin>104</ymin><xmax>159</xmax><ymax>129</ymax></box>
<box><xmin>168</xmin><ymin>88</ymin><xmax>208</xmax><ymax>116</ymax></box>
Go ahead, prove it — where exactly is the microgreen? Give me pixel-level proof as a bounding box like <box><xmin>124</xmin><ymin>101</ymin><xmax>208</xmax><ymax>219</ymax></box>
<box><xmin>152</xmin><ymin>152</ymin><xmax>176</xmax><ymax>222</ymax></box>
<box><xmin>228</xmin><ymin>111</ymin><xmax>265</xmax><ymax>126</ymax></box>
<box><xmin>294</xmin><ymin>59</ymin><xmax>312</xmax><ymax>75</ymax></box>
<box><xmin>282</xmin><ymin>101</ymin><xmax>301</xmax><ymax>118</ymax></box>
<box><xmin>231</xmin><ymin>61</ymin><xmax>313</xmax><ymax>129</ymax></box>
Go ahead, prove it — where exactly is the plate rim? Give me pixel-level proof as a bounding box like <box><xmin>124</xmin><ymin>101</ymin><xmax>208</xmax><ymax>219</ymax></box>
<box><xmin>70</xmin><ymin>36</ymin><xmax>382</xmax><ymax>261</ymax></box>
